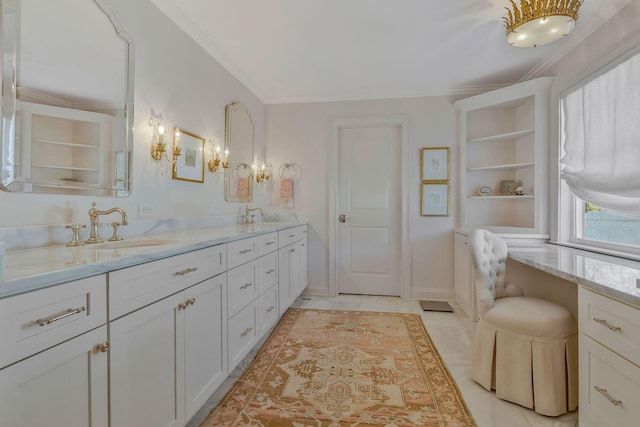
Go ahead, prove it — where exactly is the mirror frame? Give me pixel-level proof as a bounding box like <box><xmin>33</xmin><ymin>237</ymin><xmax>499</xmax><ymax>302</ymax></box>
<box><xmin>224</xmin><ymin>102</ymin><xmax>254</xmax><ymax>202</ymax></box>
<box><xmin>0</xmin><ymin>0</ymin><xmax>135</xmax><ymax>197</ymax></box>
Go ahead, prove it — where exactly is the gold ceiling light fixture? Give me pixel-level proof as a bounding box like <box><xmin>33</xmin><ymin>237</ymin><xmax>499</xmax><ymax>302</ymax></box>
<box><xmin>503</xmin><ymin>0</ymin><xmax>584</xmax><ymax>48</ymax></box>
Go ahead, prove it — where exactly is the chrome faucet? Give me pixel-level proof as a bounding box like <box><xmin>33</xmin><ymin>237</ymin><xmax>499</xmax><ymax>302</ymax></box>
<box><xmin>86</xmin><ymin>201</ymin><xmax>128</xmax><ymax>243</ymax></box>
<box><xmin>243</xmin><ymin>206</ymin><xmax>263</xmax><ymax>224</ymax></box>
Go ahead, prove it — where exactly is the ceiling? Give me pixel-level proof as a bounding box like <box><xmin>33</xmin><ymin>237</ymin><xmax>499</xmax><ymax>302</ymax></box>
<box><xmin>151</xmin><ymin>0</ymin><xmax>631</xmax><ymax>104</ymax></box>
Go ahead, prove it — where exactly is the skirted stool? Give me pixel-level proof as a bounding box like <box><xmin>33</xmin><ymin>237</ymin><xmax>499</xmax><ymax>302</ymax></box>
<box><xmin>468</xmin><ymin>229</ymin><xmax>578</xmax><ymax>416</ymax></box>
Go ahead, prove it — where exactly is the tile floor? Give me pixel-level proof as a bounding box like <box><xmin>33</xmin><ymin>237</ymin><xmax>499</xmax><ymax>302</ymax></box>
<box><xmin>187</xmin><ymin>295</ymin><xmax>578</xmax><ymax>427</ymax></box>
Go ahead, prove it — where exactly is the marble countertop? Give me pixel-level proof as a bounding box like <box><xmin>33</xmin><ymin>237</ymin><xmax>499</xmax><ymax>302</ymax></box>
<box><xmin>0</xmin><ymin>220</ymin><xmax>307</xmax><ymax>299</ymax></box>
<box><xmin>508</xmin><ymin>243</ymin><xmax>640</xmax><ymax>308</ymax></box>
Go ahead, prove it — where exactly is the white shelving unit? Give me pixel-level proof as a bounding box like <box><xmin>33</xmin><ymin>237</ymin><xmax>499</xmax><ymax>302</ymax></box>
<box><xmin>18</xmin><ymin>101</ymin><xmax>113</xmax><ymax>194</ymax></box>
<box><xmin>454</xmin><ymin>77</ymin><xmax>552</xmax><ymax>237</ymax></box>
<box><xmin>453</xmin><ymin>77</ymin><xmax>553</xmax><ymax>321</ymax></box>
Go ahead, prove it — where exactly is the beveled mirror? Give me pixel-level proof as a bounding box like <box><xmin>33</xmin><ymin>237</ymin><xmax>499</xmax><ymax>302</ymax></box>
<box><xmin>0</xmin><ymin>0</ymin><xmax>134</xmax><ymax>196</ymax></box>
<box><xmin>224</xmin><ymin>102</ymin><xmax>254</xmax><ymax>202</ymax></box>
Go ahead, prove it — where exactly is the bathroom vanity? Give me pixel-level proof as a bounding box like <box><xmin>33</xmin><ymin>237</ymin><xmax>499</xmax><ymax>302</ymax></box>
<box><xmin>0</xmin><ymin>220</ymin><xmax>307</xmax><ymax>427</ymax></box>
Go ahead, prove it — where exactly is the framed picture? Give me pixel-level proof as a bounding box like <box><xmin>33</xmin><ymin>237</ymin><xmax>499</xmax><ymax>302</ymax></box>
<box><xmin>173</xmin><ymin>127</ymin><xmax>205</xmax><ymax>183</ymax></box>
<box><xmin>421</xmin><ymin>147</ymin><xmax>449</xmax><ymax>181</ymax></box>
<box><xmin>421</xmin><ymin>182</ymin><xmax>449</xmax><ymax>216</ymax></box>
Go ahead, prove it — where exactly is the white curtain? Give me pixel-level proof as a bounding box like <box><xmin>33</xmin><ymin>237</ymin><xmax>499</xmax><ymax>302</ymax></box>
<box><xmin>560</xmin><ymin>50</ymin><xmax>640</xmax><ymax>215</ymax></box>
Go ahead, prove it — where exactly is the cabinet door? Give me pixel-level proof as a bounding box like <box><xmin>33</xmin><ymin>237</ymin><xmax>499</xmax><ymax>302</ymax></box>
<box><xmin>110</xmin><ymin>293</ymin><xmax>185</xmax><ymax>427</ymax></box>
<box><xmin>289</xmin><ymin>244</ymin><xmax>301</xmax><ymax>300</ymax></box>
<box><xmin>278</xmin><ymin>246</ymin><xmax>292</xmax><ymax>313</ymax></box>
<box><xmin>453</xmin><ymin>233</ymin><xmax>477</xmax><ymax>321</ymax></box>
<box><xmin>299</xmin><ymin>239</ymin><xmax>308</xmax><ymax>293</ymax></box>
<box><xmin>0</xmin><ymin>326</ymin><xmax>108</xmax><ymax>427</ymax></box>
<box><xmin>184</xmin><ymin>274</ymin><xmax>227</xmax><ymax>420</ymax></box>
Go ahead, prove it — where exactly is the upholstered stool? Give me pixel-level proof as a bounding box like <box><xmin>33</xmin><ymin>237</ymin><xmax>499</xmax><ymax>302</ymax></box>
<box><xmin>468</xmin><ymin>229</ymin><xmax>578</xmax><ymax>416</ymax></box>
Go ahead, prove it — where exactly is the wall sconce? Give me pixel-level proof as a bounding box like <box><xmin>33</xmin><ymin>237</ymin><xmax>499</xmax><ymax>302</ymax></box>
<box><xmin>207</xmin><ymin>140</ymin><xmax>230</xmax><ymax>172</ymax></box>
<box><xmin>253</xmin><ymin>158</ymin><xmax>272</xmax><ymax>183</ymax></box>
<box><xmin>149</xmin><ymin>113</ymin><xmax>181</xmax><ymax>162</ymax></box>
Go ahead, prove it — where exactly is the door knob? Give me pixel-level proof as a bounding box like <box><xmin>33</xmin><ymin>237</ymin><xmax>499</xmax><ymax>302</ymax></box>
<box><xmin>338</xmin><ymin>214</ymin><xmax>351</xmax><ymax>223</ymax></box>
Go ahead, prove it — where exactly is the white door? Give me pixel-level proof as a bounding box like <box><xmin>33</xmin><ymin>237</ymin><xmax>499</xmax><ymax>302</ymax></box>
<box><xmin>337</xmin><ymin>125</ymin><xmax>401</xmax><ymax>296</ymax></box>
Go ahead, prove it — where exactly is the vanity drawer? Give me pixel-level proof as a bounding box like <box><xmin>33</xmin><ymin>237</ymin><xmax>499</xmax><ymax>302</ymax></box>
<box><xmin>579</xmin><ymin>287</ymin><xmax>640</xmax><ymax>366</ymax></box>
<box><xmin>227</xmin><ymin>260</ymin><xmax>258</xmax><ymax>317</ymax></box>
<box><xmin>257</xmin><ymin>252</ymin><xmax>278</xmax><ymax>295</ymax></box>
<box><xmin>109</xmin><ymin>244</ymin><xmax>226</xmax><ymax>319</ymax></box>
<box><xmin>278</xmin><ymin>225</ymin><xmax>307</xmax><ymax>248</ymax></box>
<box><xmin>255</xmin><ymin>232</ymin><xmax>278</xmax><ymax>257</ymax></box>
<box><xmin>227</xmin><ymin>237</ymin><xmax>258</xmax><ymax>269</ymax></box>
<box><xmin>0</xmin><ymin>275</ymin><xmax>107</xmax><ymax>369</ymax></box>
<box><xmin>580</xmin><ymin>334</ymin><xmax>640</xmax><ymax>427</ymax></box>
<box><xmin>257</xmin><ymin>285</ymin><xmax>278</xmax><ymax>337</ymax></box>
<box><xmin>227</xmin><ymin>302</ymin><xmax>257</xmax><ymax>373</ymax></box>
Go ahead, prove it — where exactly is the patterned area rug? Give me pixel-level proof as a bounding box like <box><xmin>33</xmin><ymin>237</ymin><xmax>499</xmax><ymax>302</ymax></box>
<box><xmin>201</xmin><ymin>308</ymin><xmax>476</xmax><ymax>426</ymax></box>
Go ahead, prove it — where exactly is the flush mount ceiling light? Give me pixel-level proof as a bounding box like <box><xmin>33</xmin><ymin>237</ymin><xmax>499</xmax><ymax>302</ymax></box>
<box><xmin>503</xmin><ymin>0</ymin><xmax>584</xmax><ymax>47</ymax></box>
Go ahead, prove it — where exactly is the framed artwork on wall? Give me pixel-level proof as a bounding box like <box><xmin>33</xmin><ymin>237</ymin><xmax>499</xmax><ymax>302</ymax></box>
<box><xmin>173</xmin><ymin>127</ymin><xmax>205</xmax><ymax>183</ymax></box>
<box><xmin>421</xmin><ymin>147</ymin><xmax>450</xmax><ymax>181</ymax></box>
<box><xmin>421</xmin><ymin>182</ymin><xmax>449</xmax><ymax>216</ymax></box>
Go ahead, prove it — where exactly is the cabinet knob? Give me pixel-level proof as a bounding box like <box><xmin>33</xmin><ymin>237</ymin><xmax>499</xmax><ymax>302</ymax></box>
<box><xmin>99</xmin><ymin>342</ymin><xmax>110</xmax><ymax>353</ymax></box>
<box><xmin>178</xmin><ymin>302</ymin><xmax>188</xmax><ymax>310</ymax></box>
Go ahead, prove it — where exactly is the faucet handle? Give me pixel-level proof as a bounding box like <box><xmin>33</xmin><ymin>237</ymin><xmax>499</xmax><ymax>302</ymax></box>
<box><xmin>107</xmin><ymin>222</ymin><xmax>124</xmax><ymax>241</ymax></box>
<box><xmin>65</xmin><ymin>224</ymin><xmax>86</xmax><ymax>247</ymax></box>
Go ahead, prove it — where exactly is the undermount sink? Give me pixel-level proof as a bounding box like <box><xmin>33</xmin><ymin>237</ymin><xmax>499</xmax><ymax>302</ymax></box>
<box><xmin>91</xmin><ymin>238</ymin><xmax>176</xmax><ymax>250</ymax></box>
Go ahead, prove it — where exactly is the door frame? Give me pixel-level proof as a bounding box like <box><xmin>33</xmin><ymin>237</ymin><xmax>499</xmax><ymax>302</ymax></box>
<box><xmin>329</xmin><ymin>115</ymin><xmax>410</xmax><ymax>298</ymax></box>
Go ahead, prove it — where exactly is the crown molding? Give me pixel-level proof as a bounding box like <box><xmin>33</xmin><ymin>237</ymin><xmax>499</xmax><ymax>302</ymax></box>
<box><xmin>18</xmin><ymin>87</ymin><xmax>121</xmax><ymax>110</ymax></box>
<box><xmin>149</xmin><ymin>0</ymin><xmax>267</xmax><ymax>102</ymax></box>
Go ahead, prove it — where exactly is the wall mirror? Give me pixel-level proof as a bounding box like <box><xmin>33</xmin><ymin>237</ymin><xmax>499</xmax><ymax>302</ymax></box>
<box><xmin>0</xmin><ymin>0</ymin><xmax>135</xmax><ymax>196</ymax></box>
<box><xmin>224</xmin><ymin>102</ymin><xmax>254</xmax><ymax>202</ymax></box>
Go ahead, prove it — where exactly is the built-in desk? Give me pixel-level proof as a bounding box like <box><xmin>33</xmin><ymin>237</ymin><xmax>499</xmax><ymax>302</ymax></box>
<box><xmin>507</xmin><ymin>243</ymin><xmax>640</xmax><ymax>427</ymax></box>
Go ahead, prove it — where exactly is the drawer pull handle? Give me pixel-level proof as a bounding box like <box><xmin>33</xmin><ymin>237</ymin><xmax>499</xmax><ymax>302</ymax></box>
<box><xmin>593</xmin><ymin>317</ymin><xmax>622</xmax><ymax>332</ymax></box>
<box><xmin>240</xmin><ymin>327</ymin><xmax>253</xmax><ymax>337</ymax></box>
<box><xmin>241</xmin><ymin>283</ymin><xmax>253</xmax><ymax>290</ymax></box>
<box><xmin>174</xmin><ymin>267</ymin><xmax>198</xmax><ymax>276</ymax></box>
<box><xmin>265</xmin><ymin>241</ymin><xmax>275</xmax><ymax>246</ymax></box>
<box><xmin>266</xmin><ymin>306</ymin><xmax>275</xmax><ymax>313</ymax></box>
<box><xmin>239</xmin><ymin>249</ymin><xmax>252</xmax><ymax>254</ymax></box>
<box><xmin>289</xmin><ymin>234</ymin><xmax>295</xmax><ymax>238</ymax></box>
<box><xmin>594</xmin><ymin>386</ymin><xmax>622</xmax><ymax>406</ymax></box>
<box><xmin>99</xmin><ymin>342</ymin><xmax>110</xmax><ymax>353</ymax></box>
<box><xmin>37</xmin><ymin>306</ymin><xmax>86</xmax><ymax>326</ymax></box>
<box><xmin>266</xmin><ymin>269</ymin><xmax>275</xmax><ymax>274</ymax></box>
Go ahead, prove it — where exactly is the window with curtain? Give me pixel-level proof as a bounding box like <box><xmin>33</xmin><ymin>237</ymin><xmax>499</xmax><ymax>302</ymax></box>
<box><xmin>560</xmin><ymin>48</ymin><xmax>640</xmax><ymax>252</ymax></box>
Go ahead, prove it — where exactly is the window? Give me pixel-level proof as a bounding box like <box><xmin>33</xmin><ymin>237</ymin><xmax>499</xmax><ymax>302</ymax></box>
<box><xmin>559</xmin><ymin>47</ymin><xmax>640</xmax><ymax>256</ymax></box>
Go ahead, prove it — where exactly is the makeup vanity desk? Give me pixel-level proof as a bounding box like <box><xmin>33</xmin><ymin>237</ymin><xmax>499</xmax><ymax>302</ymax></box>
<box><xmin>507</xmin><ymin>243</ymin><xmax>640</xmax><ymax>427</ymax></box>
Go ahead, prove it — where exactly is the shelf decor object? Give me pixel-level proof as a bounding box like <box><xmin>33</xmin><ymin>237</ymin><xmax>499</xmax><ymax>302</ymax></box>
<box><xmin>421</xmin><ymin>147</ymin><xmax>450</xmax><ymax>181</ymax></box>
<box><xmin>421</xmin><ymin>182</ymin><xmax>449</xmax><ymax>216</ymax></box>
<box><xmin>172</xmin><ymin>127</ymin><xmax>205</xmax><ymax>183</ymax></box>
<box><xmin>503</xmin><ymin>0</ymin><xmax>584</xmax><ymax>48</ymax></box>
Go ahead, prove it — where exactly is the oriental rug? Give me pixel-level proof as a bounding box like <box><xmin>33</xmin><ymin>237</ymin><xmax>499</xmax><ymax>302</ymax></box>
<box><xmin>201</xmin><ymin>308</ymin><xmax>476</xmax><ymax>426</ymax></box>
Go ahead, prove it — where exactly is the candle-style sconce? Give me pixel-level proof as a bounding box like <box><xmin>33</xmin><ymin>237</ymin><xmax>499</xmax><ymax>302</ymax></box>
<box><xmin>149</xmin><ymin>112</ymin><xmax>181</xmax><ymax>163</ymax></box>
<box><xmin>253</xmin><ymin>158</ymin><xmax>272</xmax><ymax>184</ymax></box>
<box><xmin>207</xmin><ymin>140</ymin><xmax>229</xmax><ymax>173</ymax></box>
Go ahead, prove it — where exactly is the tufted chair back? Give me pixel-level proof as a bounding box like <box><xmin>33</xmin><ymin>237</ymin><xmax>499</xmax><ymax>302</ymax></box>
<box><xmin>469</xmin><ymin>229</ymin><xmax>523</xmax><ymax>318</ymax></box>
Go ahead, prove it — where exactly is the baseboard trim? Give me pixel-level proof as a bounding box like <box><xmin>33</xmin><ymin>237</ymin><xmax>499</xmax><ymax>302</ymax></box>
<box><xmin>410</xmin><ymin>288</ymin><xmax>456</xmax><ymax>301</ymax></box>
<box><xmin>302</xmin><ymin>285</ymin><xmax>330</xmax><ymax>296</ymax></box>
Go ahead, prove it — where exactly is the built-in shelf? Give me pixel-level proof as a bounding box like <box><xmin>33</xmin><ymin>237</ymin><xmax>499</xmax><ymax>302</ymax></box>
<box><xmin>467</xmin><ymin>162</ymin><xmax>534</xmax><ymax>172</ymax></box>
<box><xmin>32</xmin><ymin>139</ymin><xmax>98</xmax><ymax>149</ymax></box>
<box><xmin>32</xmin><ymin>165</ymin><xmax>98</xmax><ymax>171</ymax></box>
<box><xmin>469</xmin><ymin>195</ymin><xmax>534</xmax><ymax>200</ymax></box>
<box><xmin>468</xmin><ymin>129</ymin><xmax>534</xmax><ymax>144</ymax></box>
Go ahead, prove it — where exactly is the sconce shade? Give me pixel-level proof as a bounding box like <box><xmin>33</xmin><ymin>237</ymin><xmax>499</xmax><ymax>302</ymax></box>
<box><xmin>503</xmin><ymin>0</ymin><xmax>583</xmax><ymax>48</ymax></box>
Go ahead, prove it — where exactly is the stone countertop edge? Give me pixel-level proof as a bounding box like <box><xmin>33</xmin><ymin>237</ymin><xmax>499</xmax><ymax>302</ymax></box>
<box><xmin>0</xmin><ymin>220</ymin><xmax>308</xmax><ymax>300</ymax></box>
<box><xmin>507</xmin><ymin>242</ymin><xmax>640</xmax><ymax>309</ymax></box>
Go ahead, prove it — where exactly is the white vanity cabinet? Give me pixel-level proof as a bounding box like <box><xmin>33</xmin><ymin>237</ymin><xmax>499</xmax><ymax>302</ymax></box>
<box><xmin>278</xmin><ymin>225</ymin><xmax>308</xmax><ymax>313</ymax></box>
<box><xmin>579</xmin><ymin>287</ymin><xmax>640</xmax><ymax>427</ymax></box>
<box><xmin>226</xmin><ymin>232</ymin><xmax>280</xmax><ymax>373</ymax></box>
<box><xmin>0</xmin><ymin>275</ymin><xmax>108</xmax><ymax>427</ymax></box>
<box><xmin>109</xmin><ymin>245</ymin><xmax>228</xmax><ymax>427</ymax></box>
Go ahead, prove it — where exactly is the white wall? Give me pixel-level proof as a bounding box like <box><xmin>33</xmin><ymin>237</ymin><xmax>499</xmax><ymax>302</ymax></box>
<box><xmin>0</xmin><ymin>0</ymin><xmax>265</xmax><ymax>227</ymax></box>
<box><xmin>265</xmin><ymin>97</ymin><xmax>457</xmax><ymax>299</ymax></box>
